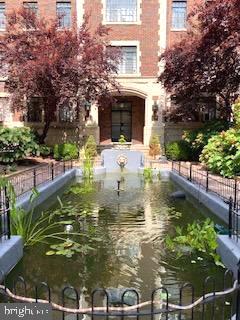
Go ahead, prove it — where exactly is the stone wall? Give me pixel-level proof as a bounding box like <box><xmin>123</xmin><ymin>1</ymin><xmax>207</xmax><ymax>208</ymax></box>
<box><xmin>164</xmin><ymin>122</ymin><xmax>203</xmax><ymax>144</ymax></box>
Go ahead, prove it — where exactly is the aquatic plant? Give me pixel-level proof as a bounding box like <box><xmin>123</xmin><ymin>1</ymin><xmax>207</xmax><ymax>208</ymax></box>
<box><xmin>68</xmin><ymin>181</ymin><xmax>95</xmax><ymax>195</ymax></box>
<box><xmin>143</xmin><ymin>168</ymin><xmax>153</xmax><ymax>181</ymax></box>
<box><xmin>46</xmin><ymin>240</ymin><xmax>95</xmax><ymax>258</ymax></box>
<box><xmin>83</xmin><ymin>154</ymin><xmax>94</xmax><ymax>179</ymax></box>
<box><xmin>167</xmin><ymin>207</ymin><xmax>182</xmax><ymax>219</ymax></box>
<box><xmin>0</xmin><ymin>177</ymin><xmax>99</xmax><ymax>257</ymax></box>
<box><xmin>10</xmin><ymin>189</ymin><xmax>80</xmax><ymax>248</ymax></box>
<box><xmin>165</xmin><ymin>218</ymin><xmax>224</xmax><ymax>267</ymax></box>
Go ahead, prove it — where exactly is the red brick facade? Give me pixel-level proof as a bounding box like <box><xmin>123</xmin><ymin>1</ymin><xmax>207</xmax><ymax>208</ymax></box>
<box><xmin>4</xmin><ymin>0</ymin><xmax>76</xmax><ymax>22</ymax></box>
<box><xmin>84</xmin><ymin>0</ymin><xmax>160</xmax><ymax>77</ymax></box>
<box><xmin>0</xmin><ymin>0</ymin><xmax>205</xmax><ymax>145</ymax></box>
<box><xmin>167</xmin><ymin>0</ymin><xmax>202</xmax><ymax>46</ymax></box>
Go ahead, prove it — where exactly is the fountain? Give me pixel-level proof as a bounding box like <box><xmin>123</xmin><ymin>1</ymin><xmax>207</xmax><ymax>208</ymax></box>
<box><xmin>101</xmin><ymin>149</ymin><xmax>144</xmax><ymax>173</ymax></box>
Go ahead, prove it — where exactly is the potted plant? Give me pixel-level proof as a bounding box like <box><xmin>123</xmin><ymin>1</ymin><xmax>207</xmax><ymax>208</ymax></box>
<box><xmin>113</xmin><ymin>135</ymin><xmax>131</xmax><ymax>149</ymax></box>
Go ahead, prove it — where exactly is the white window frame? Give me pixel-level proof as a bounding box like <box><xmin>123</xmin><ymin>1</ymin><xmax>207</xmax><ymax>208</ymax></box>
<box><xmin>23</xmin><ymin>1</ymin><xmax>38</xmax><ymax>15</ymax></box>
<box><xmin>110</xmin><ymin>41</ymin><xmax>141</xmax><ymax>77</ymax></box>
<box><xmin>102</xmin><ymin>0</ymin><xmax>141</xmax><ymax>25</ymax></box>
<box><xmin>56</xmin><ymin>1</ymin><xmax>72</xmax><ymax>29</ymax></box>
<box><xmin>171</xmin><ymin>0</ymin><xmax>187</xmax><ymax>31</ymax></box>
<box><xmin>0</xmin><ymin>2</ymin><xmax>6</xmax><ymax>31</ymax></box>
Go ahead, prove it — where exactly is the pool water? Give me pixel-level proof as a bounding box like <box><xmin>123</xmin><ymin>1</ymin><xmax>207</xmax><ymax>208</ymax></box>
<box><xmin>6</xmin><ymin>173</ymin><xmax>231</xmax><ymax>319</ymax></box>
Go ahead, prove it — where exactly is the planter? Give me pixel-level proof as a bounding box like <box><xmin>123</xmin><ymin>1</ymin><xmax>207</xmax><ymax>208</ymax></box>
<box><xmin>112</xmin><ymin>142</ymin><xmax>131</xmax><ymax>150</ymax></box>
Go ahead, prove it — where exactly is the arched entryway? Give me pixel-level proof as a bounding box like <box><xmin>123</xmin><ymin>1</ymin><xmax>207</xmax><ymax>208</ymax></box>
<box><xmin>99</xmin><ymin>95</ymin><xmax>145</xmax><ymax>145</ymax></box>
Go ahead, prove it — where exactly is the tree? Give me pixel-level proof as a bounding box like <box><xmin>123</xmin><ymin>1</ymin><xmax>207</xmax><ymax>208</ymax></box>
<box><xmin>159</xmin><ymin>0</ymin><xmax>240</xmax><ymax>121</ymax></box>
<box><xmin>149</xmin><ymin>135</ymin><xmax>161</xmax><ymax>159</ymax></box>
<box><xmin>0</xmin><ymin>8</ymin><xmax>120</xmax><ymax>143</ymax></box>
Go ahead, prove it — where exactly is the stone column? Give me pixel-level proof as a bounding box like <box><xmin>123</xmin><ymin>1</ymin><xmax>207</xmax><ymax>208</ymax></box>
<box><xmin>143</xmin><ymin>96</ymin><xmax>153</xmax><ymax>146</ymax></box>
<box><xmin>76</xmin><ymin>0</ymin><xmax>84</xmax><ymax>29</ymax></box>
<box><xmin>85</xmin><ymin>103</ymin><xmax>100</xmax><ymax>144</ymax></box>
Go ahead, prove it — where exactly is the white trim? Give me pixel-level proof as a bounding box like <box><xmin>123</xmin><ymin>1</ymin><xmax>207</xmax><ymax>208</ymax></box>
<box><xmin>170</xmin><ymin>28</ymin><xmax>187</xmax><ymax>32</ymax></box>
<box><xmin>110</xmin><ymin>40</ymin><xmax>141</xmax><ymax>76</ymax></box>
<box><xmin>110</xmin><ymin>86</ymin><xmax>148</xmax><ymax>99</ymax></box>
<box><xmin>0</xmin><ymin>92</ymin><xmax>10</xmax><ymax>98</ymax></box>
<box><xmin>158</xmin><ymin>0</ymin><xmax>167</xmax><ymax>115</ymax></box>
<box><xmin>76</xmin><ymin>0</ymin><xmax>85</xmax><ymax>28</ymax></box>
<box><xmin>101</xmin><ymin>0</ymin><xmax>142</xmax><ymax>25</ymax></box>
<box><xmin>159</xmin><ymin>0</ymin><xmax>167</xmax><ymax>54</ymax></box>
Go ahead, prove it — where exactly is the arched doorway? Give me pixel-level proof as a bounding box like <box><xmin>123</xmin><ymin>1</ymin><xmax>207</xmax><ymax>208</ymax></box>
<box><xmin>99</xmin><ymin>95</ymin><xmax>145</xmax><ymax>145</ymax></box>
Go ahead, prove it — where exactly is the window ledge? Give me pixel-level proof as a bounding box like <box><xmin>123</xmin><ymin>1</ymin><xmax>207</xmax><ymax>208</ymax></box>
<box><xmin>170</xmin><ymin>28</ymin><xmax>187</xmax><ymax>32</ymax></box>
<box><xmin>116</xmin><ymin>73</ymin><xmax>141</xmax><ymax>78</ymax></box>
<box><xmin>102</xmin><ymin>21</ymin><xmax>141</xmax><ymax>25</ymax></box>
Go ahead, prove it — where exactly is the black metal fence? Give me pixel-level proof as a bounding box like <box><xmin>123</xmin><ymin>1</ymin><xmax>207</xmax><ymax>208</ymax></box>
<box><xmin>172</xmin><ymin>161</ymin><xmax>240</xmax><ymax>208</ymax></box>
<box><xmin>229</xmin><ymin>198</ymin><xmax>240</xmax><ymax>243</ymax></box>
<box><xmin>0</xmin><ymin>161</ymin><xmax>73</xmax><ymax>242</ymax></box>
<box><xmin>7</xmin><ymin>161</ymin><xmax>73</xmax><ymax>198</ymax></box>
<box><xmin>0</xmin><ymin>269</ymin><xmax>239</xmax><ymax>319</ymax></box>
<box><xmin>0</xmin><ymin>187</ymin><xmax>10</xmax><ymax>241</ymax></box>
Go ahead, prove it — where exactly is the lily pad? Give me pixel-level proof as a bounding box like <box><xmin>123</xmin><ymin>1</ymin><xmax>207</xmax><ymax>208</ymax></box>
<box><xmin>46</xmin><ymin>251</ymin><xmax>56</xmax><ymax>256</ymax></box>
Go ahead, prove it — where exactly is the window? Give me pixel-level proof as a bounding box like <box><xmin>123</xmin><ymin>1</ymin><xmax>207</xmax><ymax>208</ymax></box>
<box><xmin>198</xmin><ymin>97</ymin><xmax>216</xmax><ymax>122</ymax></box>
<box><xmin>0</xmin><ymin>3</ymin><xmax>5</xmax><ymax>30</ymax></box>
<box><xmin>172</xmin><ymin>0</ymin><xmax>187</xmax><ymax>29</ymax></box>
<box><xmin>27</xmin><ymin>97</ymin><xmax>43</xmax><ymax>122</ymax></box>
<box><xmin>59</xmin><ymin>102</ymin><xmax>78</xmax><ymax>123</ymax></box>
<box><xmin>57</xmin><ymin>2</ymin><xmax>71</xmax><ymax>28</ymax></box>
<box><xmin>23</xmin><ymin>2</ymin><xmax>38</xmax><ymax>15</ymax></box>
<box><xmin>118</xmin><ymin>46</ymin><xmax>137</xmax><ymax>74</ymax></box>
<box><xmin>0</xmin><ymin>97</ymin><xmax>8</xmax><ymax>122</ymax></box>
<box><xmin>106</xmin><ymin>0</ymin><xmax>137</xmax><ymax>23</ymax></box>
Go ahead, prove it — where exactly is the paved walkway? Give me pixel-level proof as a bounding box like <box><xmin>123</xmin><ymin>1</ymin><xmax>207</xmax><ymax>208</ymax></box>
<box><xmin>173</xmin><ymin>162</ymin><xmax>240</xmax><ymax>207</ymax></box>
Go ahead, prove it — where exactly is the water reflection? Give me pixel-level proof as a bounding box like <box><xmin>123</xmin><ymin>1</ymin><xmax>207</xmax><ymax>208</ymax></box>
<box><xmin>7</xmin><ymin>173</ymin><xmax>225</xmax><ymax>320</ymax></box>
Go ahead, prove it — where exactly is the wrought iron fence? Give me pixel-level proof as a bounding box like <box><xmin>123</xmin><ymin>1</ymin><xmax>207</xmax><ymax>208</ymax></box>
<box><xmin>0</xmin><ymin>187</ymin><xmax>10</xmax><ymax>241</ymax></box>
<box><xmin>228</xmin><ymin>198</ymin><xmax>240</xmax><ymax>244</ymax></box>
<box><xmin>6</xmin><ymin>161</ymin><xmax>73</xmax><ymax>198</ymax></box>
<box><xmin>0</xmin><ymin>269</ymin><xmax>240</xmax><ymax>319</ymax></box>
<box><xmin>172</xmin><ymin>161</ymin><xmax>240</xmax><ymax>208</ymax></box>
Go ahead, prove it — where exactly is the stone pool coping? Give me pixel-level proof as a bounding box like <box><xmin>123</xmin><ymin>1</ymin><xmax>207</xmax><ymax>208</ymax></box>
<box><xmin>0</xmin><ymin>236</ymin><xmax>23</xmax><ymax>282</ymax></box>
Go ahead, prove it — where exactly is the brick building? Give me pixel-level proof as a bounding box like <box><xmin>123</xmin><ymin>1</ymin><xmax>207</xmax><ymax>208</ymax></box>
<box><xmin>0</xmin><ymin>0</ymin><xmax>204</xmax><ymax>147</ymax></box>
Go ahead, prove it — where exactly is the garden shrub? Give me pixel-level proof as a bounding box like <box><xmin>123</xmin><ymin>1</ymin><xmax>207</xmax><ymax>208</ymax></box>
<box><xmin>182</xmin><ymin>120</ymin><xmax>230</xmax><ymax>160</ymax></box>
<box><xmin>149</xmin><ymin>135</ymin><xmax>161</xmax><ymax>159</ymax></box>
<box><xmin>200</xmin><ymin>128</ymin><xmax>240</xmax><ymax>177</ymax></box>
<box><xmin>0</xmin><ymin>127</ymin><xmax>39</xmax><ymax>164</ymax></box>
<box><xmin>39</xmin><ymin>145</ymin><xmax>52</xmax><ymax>157</ymax></box>
<box><xmin>85</xmin><ymin>135</ymin><xmax>97</xmax><ymax>159</ymax></box>
<box><xmin>118</xmin><ymin>134</ymin><xmax>127</xmax><ymax>144</ymax></box>
<box><xmin>200</xmin><ymin>102</ymin><xmax>240</xmax><ymax>177</ymax></box>
<box><xmin>165</xmin><ymin>140</ymin><xmax>191</xmax><ymax>161</ymax></box>
<box><xmin>53</xmin><ymin>143</ymin><xmax>79</xmax><ymax>160</ymax></box>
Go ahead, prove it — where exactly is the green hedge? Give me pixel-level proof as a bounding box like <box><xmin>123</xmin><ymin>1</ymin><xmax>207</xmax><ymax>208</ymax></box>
<box><xmin>0</xmin><ymin>127</ymin><xmax>39</xmax><ymax>164</ymax></box>
<box><xmin>53</xmin><ymin>143</ymin><xmax>79</xmax><ymax>160</ymax></box>
<box><xmin>165</xmin><ymin>140</ymin><xmax>191</xmax><ymax>161</ymax></box>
